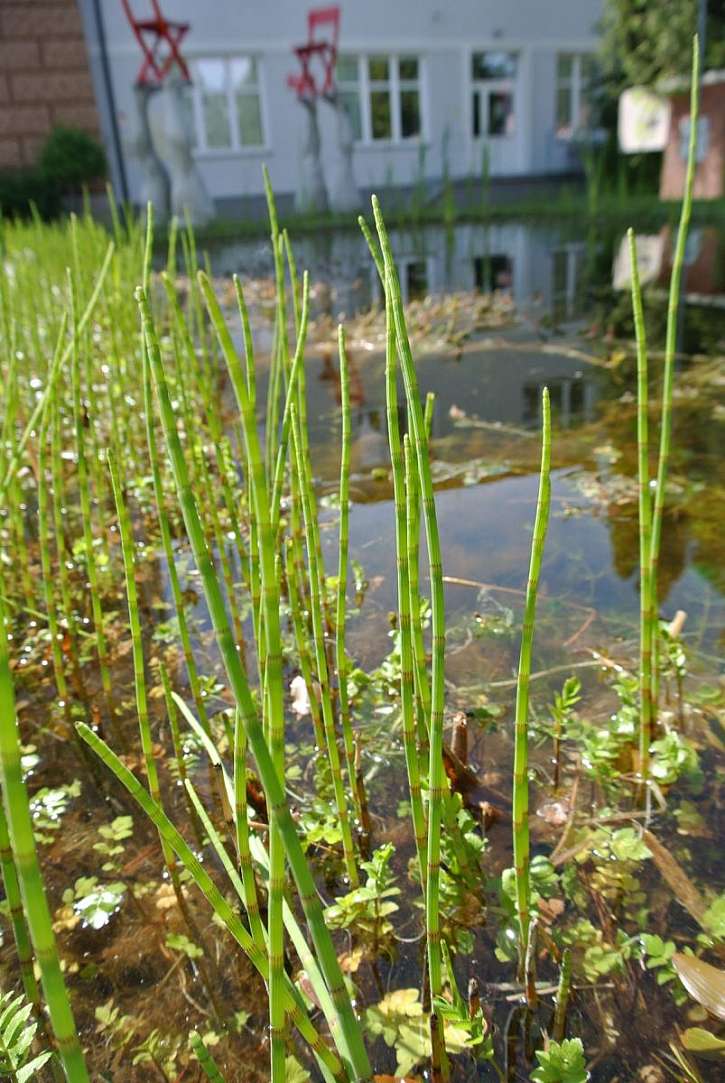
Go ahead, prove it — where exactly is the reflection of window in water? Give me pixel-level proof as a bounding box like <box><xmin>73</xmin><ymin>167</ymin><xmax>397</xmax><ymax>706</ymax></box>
<box><xmin>551</xmin><ymin>244</ymin><xmax>585</xmax><ymax>320</ymax></box>
<box><xmin>523</xmin><ymin>377</ymin><xmax>591</xmax><ymax>427</ymax></box>
<box><xmin>473</xmin><ymin>253</ymin><xmax>513</xmax><ymax>293</ymax></box>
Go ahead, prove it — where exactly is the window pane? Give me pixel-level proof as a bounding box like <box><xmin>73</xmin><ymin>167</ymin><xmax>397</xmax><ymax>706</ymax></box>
<box><xmin>487</xmin><ymin>91</ymin><xmax>514</xmax><ymax>136</ymax></box>
<box><xmin>472</xmin><ymin>51</ymin><xmax>517</xmax><ymax>80</ymax></box>
<box><xmin>400</xmin><ymin>89</ymin><xmax>420</xmax><ymax>137</ymax></box>
<box><xmin>399</xmin><ymin>56</ymin><xmax>418</xmax><ymax>80</ymax></box>
<box><xmin>197</xmin><ymin>58</ymin><xmax>226</xmax><ymax>93</ymax></box>
<box><xmin>340</xmin><ymin>89</ymin><xmax>362</xmax><ymax>140</ymax></box>
<box><xmin>472</xmin><ymin>91</ymin><xmax>480</xmax><ymax>137</ymax></box>
<box><xmin>556</xmin><ymin>86</ymin><xmax>572</xmax><ymax>129</ymax></box>
<box><xmin>368</xmin><ymin>55</ymin><xmax>389</xmax><ymax>81</ymax></box>
<box><xmin>557</xmin><ymin>53</ymin><xmax>574</xmax><ymax>80</ymax></box>
<box><xmin>336</xmin><ymin>54</ymin><xmax>358</xmax><ymax>83</ymax></box>
<box><xmin>203</xmin><ymin>93</ymin><xmax>231</xmax><ymax>148</ymax></box>
<box><xmin>236</xmin><ymin>92</ymin><xmax>263</xmax><ymax>145</ymax></box>
<box><xmin>370</xmin><ymin>90</ymin><xmax>391</xmax><ymax>139</ymax></box>
<box><xmin>230</xmin><ymin>56</ymin><xmax>257</xmax><ymax>88</ymax></box>
<box><xmin>580</xmin><ymin>54</ymin><xmax>596</xmax><ymax>83</ymax></box>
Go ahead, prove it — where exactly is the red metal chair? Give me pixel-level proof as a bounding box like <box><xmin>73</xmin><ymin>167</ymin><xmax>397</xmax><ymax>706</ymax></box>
<box><xmin>121</xmin><ymin>0</ymin><xmax>191</xmax><ymax>87</ymax></box>
<box><xmin>287</xmin><ymin>6</ymin><xmax>340</xmax><ymax>99</ymax></box>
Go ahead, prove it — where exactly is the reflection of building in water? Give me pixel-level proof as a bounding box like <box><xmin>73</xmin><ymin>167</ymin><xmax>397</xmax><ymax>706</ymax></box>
<box><xmin>523</xmin><ymin>375</ymin><xmax>596</xmax><ymax>428</ymax></box>
<box><xmin>550</xmin><ymin>243</ymin><xmax>586</xmax><ymax>320</ymax></box>
<box><xmin>209</xmin><ymin>219</ymin><xmax>593</xmax><ymax>319</ymax></box>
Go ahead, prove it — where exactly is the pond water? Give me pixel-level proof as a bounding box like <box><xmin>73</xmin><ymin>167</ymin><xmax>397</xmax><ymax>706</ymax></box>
<box><xmin>201</xmin><ymin>217</ymin><xmax>725</xmax><ymax>672</ymax></box>
<box><xmin>10</xmin><ymin>211</ymin><xmax>724</xmax><ymax>1082</ymax></box>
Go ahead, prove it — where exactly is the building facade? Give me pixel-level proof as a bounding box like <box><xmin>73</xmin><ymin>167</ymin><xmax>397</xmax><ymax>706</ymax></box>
<box><xmin>77</xmin><ymin>0</ymin><xmax>603</xmax><ymax>213</ymax></box>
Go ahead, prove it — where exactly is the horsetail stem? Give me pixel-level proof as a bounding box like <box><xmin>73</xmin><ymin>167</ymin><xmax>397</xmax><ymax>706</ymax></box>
<box><xmin>190</xmin><ymin>1031</ymin><xmax>226</xmax><ymax>1082</ymax></box>
<box><xmin>290</xmin><ymin>408</ymin><xmax>359</xmax><ymax>886</ymax></box>
<box><xmin>371</xmin><ymin>197</ymin><xmax>447</xmax><ymax>1009</ymax></box>
<box><xmin>402</xmin><ymin>434</ymin><xmax>431</xmax><ymax>888</ymax></box>
<box><xmin>512</xmin><ymin>388</ymin><xmax>551</xmax><ymax>975</ymax></box>
<box><xmin>233</xmin><ymin>709</ymin><xmax>265</xmax><ymax>947</ymax></box>
<box><xmin>195</xmin><ymin>271</ymin><xmax>288</xmax><ymax>1083</ymax></box>
<box><xmin>335</xmin><ymin>326</ymin><xmax>362</xmax><ymax>824</ymax></box>
<box><xmin>286</xmin><ymin>541</ymin><xmax>327</xmax><ymax>753</ymax></box>
<box><xmin>138</xmin><ymin>287</ymin><xmax>371</xmax><ymax>1081</ymax></box>
<box><xmin>0</xmin><ymin>804</ymin><xmax>40</xmax><ymax>1010</ymax></box>
<box><xmin>0</xmin><ymin>241</ymin><xmax>114</xmax><ymax>500</ymax></box>
<box><xmin>69</xmin><ymin>272</ymin><xmax>117</xmax><ymax>740</ymax></box>
<box><xmin>628</xmin><ymin>229</ymin><xmax>653</xmax><ymax>782</ymax></box>
<box><xmin>648</xmin><ymin>36</ymin><xmax>700</xmax><ymax>722</ymax></box>
<box><xmin>0</xmin><ymin>592</ymin><xmax>89</xmax><ymax>1082</ymax></box>
<box><xmin>143</xmin><ymin>342</ymin><xmax>211</xmax><ymax>735</ymax></box>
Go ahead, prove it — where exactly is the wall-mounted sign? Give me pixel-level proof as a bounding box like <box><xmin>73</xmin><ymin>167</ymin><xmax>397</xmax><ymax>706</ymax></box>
<box><xmin>618</xmin><ymin>86</ymin><xmax>671</xmax><ymax>153</ymax></box>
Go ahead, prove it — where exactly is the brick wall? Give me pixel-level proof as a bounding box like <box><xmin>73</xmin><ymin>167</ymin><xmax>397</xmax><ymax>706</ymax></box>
<box><xmin>0</xmin><ymin>1</ymin><xmax>99</xmax><ymax>169</ymax></box>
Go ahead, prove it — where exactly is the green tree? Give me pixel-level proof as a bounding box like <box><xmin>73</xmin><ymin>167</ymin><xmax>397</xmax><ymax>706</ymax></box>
<box><xmin>599</xmin><ymin>0</ymin><xmax>725</xmax><ymax>90</ymax></box>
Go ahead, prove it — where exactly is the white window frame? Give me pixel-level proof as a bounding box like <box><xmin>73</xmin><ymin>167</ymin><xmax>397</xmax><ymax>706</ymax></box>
<box><xmin>555</xmin><ymin>53</ymin><xmax>593</xmax><ymax>140</ymax></box>
<box><xmin>337</xmin><ymin>53</ymin><xmax>426</xmax><ymax>146</ymax></box>
<box><xmin>189</xmin><ymin>54</ymin><xmax>269</xmax><ymax>156</ymax></box>
<box><xmin>469</xmin><ymin>50</ymin><xmax>519</xmax><ymax>141</ymax></box>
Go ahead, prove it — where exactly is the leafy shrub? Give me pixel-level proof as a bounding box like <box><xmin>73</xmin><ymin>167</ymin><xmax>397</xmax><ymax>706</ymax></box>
<box><xmin>0</xmin><ymin>126</ymin><xmax>106</xmax><ymax>220</ymax></box>
<box><xmin>38</xmin><ymin>126</ymin><xmax>106</xmax><ymax>192</ymax></box>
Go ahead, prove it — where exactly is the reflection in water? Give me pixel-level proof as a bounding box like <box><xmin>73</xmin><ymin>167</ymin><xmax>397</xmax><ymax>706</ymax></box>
<box><xmin>207</xmin><ymin>219</ymin><xmax>605</xmax><ymax>319</ymax></box>
<box><xmin>203</xmin><ymin>216</ymin><xmax>723</xmax><ymax>663</ymax></box>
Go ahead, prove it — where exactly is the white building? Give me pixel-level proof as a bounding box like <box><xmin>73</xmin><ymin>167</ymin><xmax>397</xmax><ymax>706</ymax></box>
<box><xmin>79</xmin><ymin>1</ymin><xmax>603</xmax><ymax>215</ymax></box>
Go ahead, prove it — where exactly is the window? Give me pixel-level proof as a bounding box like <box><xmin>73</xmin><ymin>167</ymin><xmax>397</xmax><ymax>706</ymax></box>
<box><xmin>473</xmin><ymin>254</ymin><xmax>513</xmax><ymax>293</ymax></box>
<box><xmin>471</xmin><ymin>51</ymin><xmax>517</xmax><ymax>138</ymax></box>
<box><xmin>192</xmin><ymin>56</ymin><xmax>264</xmax><ymax>151</ymax></box>
<box><xmin>555</xmin><ymin>53</ymin><xmax>595</xmax><ymax>138</ymax></box>
<box><xmin>336</xmin><ymin>54</ymin><xmax>422</xmax><ymax>142</ymax></box>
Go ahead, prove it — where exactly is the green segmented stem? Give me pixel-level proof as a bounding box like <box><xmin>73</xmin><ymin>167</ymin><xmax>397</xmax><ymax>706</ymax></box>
<box><xmin>290</xmin><ymin>409</ymin><xmax>359</xmax><ymax>886</ymax></box>
<box><xmin>628</xmin><ymin>229</ymin><xmax>653</xmax><ymax>781</ymax></box>
<box><xmin>233</xmin><ymin>710</ymin><xmax>265</xmax><ymax>946</ymax></box>
<box><xmin>75</xmin><ymin>722</ymin><xmax>345</xmax><ymax>1082</ymax></box>
<box><xmin>108</xmin><ymin>456</ymin><xmax>173</xmax><ymax>873</ymax></box>
<box><xmin>51</xmin><ymin>400</ymin><xmax>77</xmax><ymax>642</ymax></box>
<box><xmin>371</xmin><ymin>197</ymin><xmax>446</xmax><ymax>1005</ymax></box>
<box><xmin>648</xmin><ymin>36</ymin><xmax>700</xmax><ymax>721</ymax></box>
<box><xmin>138</xmin><ymin>287</ymin><xmax>371</xmax><ymax>1082</ymax></box>
<box><xmin>285</xmin><ymin>542</ymin><xmax>326</xmax><ymax>753</ymax></box>
<box><xmin>408</xmin><ymin>394</ymin><xmax>435</xmax><ymax>767</ymax></box>
<box><xmin>0</xmin><ymin>594</ymin><xmax>89</xmax><ymax>1082</ymax></box>
<box><xmin>177</xmin><ymin>696</ymin><xmax>348</xmax><ymax>1077</ymax></box>
<box><xmin>190</xmin><ymin>1032</ymin><xmax>226</xmax><ymax>1082</ymax></box>
<box><xmin>512</xmin><ymin>388</ymin><xmax>551</xmax><ymax>973</ymax></box>
<box><xmin>270</xmin><ymin>273</ymin><xmax>311</xmax><ymax>531</ymax></box>
<box><xmin>335</xmin><ymin>327</ymin><xmax>362</xmax><ymax>824</ymax></box>
<box><xmin>401</xmin><ymin>434</ymin><xmax>431</xmax><ymax>886</ymax></box>
<box><xmin>195</xmin><ymin>273</ymin><xmax>287</xmax><ymax>1083</ymax></box>
<box><xmin>0</xmin><ymin>803</ymin><xmax>40</xmax><ymax>1010</ymax></box>
<box><xmin>553</xmin><ymin>947</ymin><xmax>572</xmax><ymax>1042</ymax></box>
<box><xmin>0</xmin><ymin>241</ymin><xmax>114</xmax><ymax>499</ymax></box>
<box><xmin>69</xmin><ymin>274</ymin><xmax>117</xmax><ymax>737</ymax></box>
<box><xmin>37</xmin><ymin>319</ymin><xmax>70</xmax><ymax>717</ymax></box>
<box><xmin>143</xmin><ymin>343</ymin><xmax>210</xmax><ymax>734</ymax></box>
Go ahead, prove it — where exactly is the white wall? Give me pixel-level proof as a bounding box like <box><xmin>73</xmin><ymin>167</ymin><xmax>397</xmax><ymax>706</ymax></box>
<box><xmin>81</xmin><ymin>1</ymin><xmax>603</xmax><ymax>207</ymax></box>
